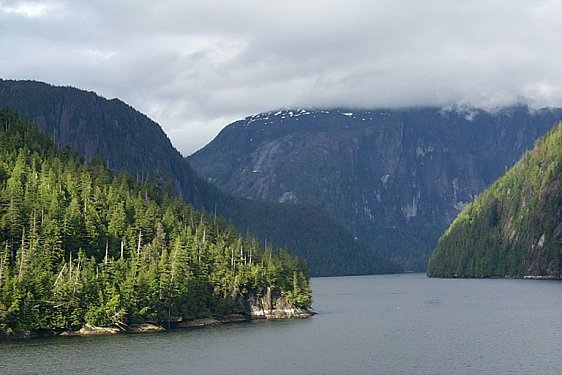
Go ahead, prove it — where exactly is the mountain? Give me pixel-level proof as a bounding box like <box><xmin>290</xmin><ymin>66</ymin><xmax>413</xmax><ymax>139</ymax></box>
<box><xmin>189</xmin><ymin>107</ymin><xmax>562</xmax><ymax>270</ymax></box>
<box><xmin>0</xmin><ymin>79</ymin><xmax>203</xmax><ymax>200</ymax></box>
<box><xmin>427</xmin><ymin>121</ymin><xmax>562</xmax><ymax>278</ymax></box>
<box><xmin>0</xmin><ymin>108</ymin><xmax>311</xmax><ymax>335</ymax></box>
<box><xmin>0</xmin><ymin>79</ymin><xmax>397</xmax><ymax>276</ymax></box>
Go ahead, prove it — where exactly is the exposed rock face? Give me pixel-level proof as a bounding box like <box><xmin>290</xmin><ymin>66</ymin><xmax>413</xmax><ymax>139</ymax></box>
<box><xmin>127</xmin><ymin>323</ymin><xmax>166</xmax><ymax>333</ymax></box>
<box><xmin>245</xmin><ymin>288</ymin><xmax>314</xmax><ymax>319</ymax></box>
<box><xmin>0</xmin><ymin>79</ymin><xmax>398</xmax><ymax>277</ymax></box>
<box><xmin>60</xmin><ymin>324</ymin><xmax>121</xmax><ymax>336</ymax></box>
<box><xmin>190</xmin><ymin>107</ymin><xmax>562</xmax><ymax>270</ymax></box>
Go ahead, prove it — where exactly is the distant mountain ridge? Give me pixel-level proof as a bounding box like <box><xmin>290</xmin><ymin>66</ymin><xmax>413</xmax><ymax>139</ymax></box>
<box><xmin>428</xmin><ymin>121</ymin><xmax>562</xmax><ymax>278</ymax></box>
<box><xmin>0</xmin><ymin>79</ymin><xmax>397</xmax><ymax>276</ymax></box>
<box><xmin>189</xmin><ymin>106</ymin><xmax>562</xmax><ymax>270</ymax></box>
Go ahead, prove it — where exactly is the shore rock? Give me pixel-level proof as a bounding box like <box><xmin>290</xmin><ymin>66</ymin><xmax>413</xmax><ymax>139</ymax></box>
<box><xmin>523</xmin><ymin>275</ymin><xmax>558</xmax><ymax>280</ymax></box>
<box><xmin>218</xmin><ymin>314</ymin><xmax>250</xmax><ymax>324</ymax></box>
<box><xmin>246</xmin><ymin>287</ymin><xmax>314</xmax><ymax>319</ymax></box>
<box><xmin>61</xmin><ymin>324</ymin><xmax>121</xmax><ymax>336</ymax></box>
<box><xmin>127</xmin><ymin>323</ymin><xmax>166</xmax><ymax>333</ymax></box>
<box><xmin>176</xmin><ymin>318</ymin><xmax>221</xmax><ymax>328</ymax></box>
<box><xmin>2</xmin><ymin>295</ymin><xmax>313</xmax><ymax>340</ymax></box>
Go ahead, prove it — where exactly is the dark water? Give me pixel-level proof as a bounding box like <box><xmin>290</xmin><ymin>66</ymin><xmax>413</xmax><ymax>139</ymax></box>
<box><xmin>1</xmin><ymin>274</ymin><xmax>561</xmax><ymax>375</ymax></box>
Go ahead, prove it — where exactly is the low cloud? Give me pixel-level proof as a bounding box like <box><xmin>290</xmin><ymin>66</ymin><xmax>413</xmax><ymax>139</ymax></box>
<box><xmin>1</xmin><ymin>0</ymin><xmax>561</xmax><ymax>155</ymax></box>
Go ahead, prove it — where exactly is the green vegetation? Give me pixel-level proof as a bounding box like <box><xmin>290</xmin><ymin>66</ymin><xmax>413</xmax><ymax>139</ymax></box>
<box><xmin>190</xmin><ymin>107</ymin><xmax>562</xmax><ymax>272</ymax></box>
<box><xmin>428</xmin><ymin>122</ymin><xmax>562</xmax><ymax>278</ymax></box>
<box><xmin>0</xmin><ymin>79</ymin><xmax>398</xmax><ymax>277</ymax></box>
<box><xmin>0</xmin><ymin>109</ymin><xmax>311</xmax><ymax>336</ymax></box>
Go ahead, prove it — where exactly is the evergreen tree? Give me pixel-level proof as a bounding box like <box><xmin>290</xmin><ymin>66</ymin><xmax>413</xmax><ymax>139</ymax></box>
<box><xmin>0</xmin><ymin>109</ymin><xmax>312</xmax><ymax>335</ymax></box>
<box><xmin>428</xmin><ymin>121</ymin><xmax>562</xmax><ymax>279</ymax></box>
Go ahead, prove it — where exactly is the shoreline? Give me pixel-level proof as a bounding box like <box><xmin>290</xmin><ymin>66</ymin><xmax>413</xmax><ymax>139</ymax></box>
<box><xmin>427</xmin><ymin>272</ymin><xmax>561</xmax><ymax>280</ymax></box>
<box><xmin>0</xmin><ymin>309</ymin><xmax>315</xmax><ymax>340</ymax></box>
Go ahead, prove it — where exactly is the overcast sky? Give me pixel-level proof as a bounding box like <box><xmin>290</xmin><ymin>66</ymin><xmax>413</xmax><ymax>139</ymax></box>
<box><xmin>1</xmin><ymin>1</ymin><xmax>561</xmax><ymax>155</ymax></box>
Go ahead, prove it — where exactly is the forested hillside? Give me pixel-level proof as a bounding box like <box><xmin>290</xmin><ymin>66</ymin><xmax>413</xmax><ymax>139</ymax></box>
<box><xmin>0</xmin><ymin>79</ymin><xmax>397</xmax><ymax>276</ymax></box>
<box><xmin>0</xmin><ymin>109</ymin><xmax>311</xmax><ymax>336</ymax></box>
<box><xmin>428</xmin><ymin>122</ymin><xmax>562</xmax><ymax>278</ymax></box>
<box><xmin>190</xmin><ymin>107</ymin><xmax>562</xmax><ymax>270</ymax></box>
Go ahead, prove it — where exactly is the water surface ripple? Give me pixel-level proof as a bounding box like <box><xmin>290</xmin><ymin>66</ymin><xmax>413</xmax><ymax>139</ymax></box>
<box><xmin>1</xmin><ymin>274</ymin><xmax>560</xmax><ymax>374</ymax></box>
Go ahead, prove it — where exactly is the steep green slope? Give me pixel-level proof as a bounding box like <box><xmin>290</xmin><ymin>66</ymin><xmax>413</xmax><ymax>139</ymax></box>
<box><xmin>0</xmin><ymin>109</ymin><xmax>311</xmax><ymax>336</ymax></box>
<box><xmin>0</xmin><ymin>79</ymin><xmax>397</xmax><ymax>276</ymax></box>
<box><xmin>0</xmin><ymin>79</ymin><xmax>210</xmax><ymax>204</ymax></box>
<box><xmin>190</xmin><ymin>108</ymin><xmax>562</xmax><ymax>270</ymax></box>
<box><xmin>428</xmin><ymin>122</ymin><xmax>562</xmax><ymax>278</ymax></box>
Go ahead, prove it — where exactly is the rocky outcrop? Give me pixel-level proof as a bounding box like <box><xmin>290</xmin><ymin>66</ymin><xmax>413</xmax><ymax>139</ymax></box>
<box><xmin>1</xmin><ymin>308</ymin><xmax>310</xmax><ymax>340</ymax></box>
<box><xmin>245</xmin><ymin>287</ymin><xmax>314</xmax><ymax>319</ymax></box>
<box><xmin>175</xmin><ymin>318</ymin><xmax>221</xmax><ymax>328</ymax></box>
<box><xmin>60</xmin><ymin>323</ymin><xmax>164</xmax><ymax>336</ymax></box>
<box><xmin>60</xmin><ymin>324</ymin><xmax>121</xmax><ymax>336</ymax></box>
<box><xmin>127</xmin><ymin>323</ymin><xmax>166</xmax><ymax>333</ymax></box>
<box><xmin>46</xmin><ymin>323</ymin><xmax>165</xmax><ymax>337</ymax></box>
<box><xmin>175</xmin><ymin>314</ymin><xmax>251</xmax><ymax>328</ymax></box>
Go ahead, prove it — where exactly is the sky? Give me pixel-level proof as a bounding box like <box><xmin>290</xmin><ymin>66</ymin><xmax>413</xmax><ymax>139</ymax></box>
<box><xmin>1</xmin><ymin>0</ymin><xmax>561</xmax><ymax>155</ymax></box>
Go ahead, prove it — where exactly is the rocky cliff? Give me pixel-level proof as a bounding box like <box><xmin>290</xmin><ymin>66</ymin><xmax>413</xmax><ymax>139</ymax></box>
<box><xmin>0</xmin><ymin>79</ymin><xmax>397</xmax><ymax>276</ymax></box>
<box><xmin>245</xmin><ymin>287</ymin><xmax>313</xmax><ymax>319</ymax></box>
<box><xmin>190</xmin><ymin>107</ymin><xmax>562</xmax><ymax>270</ymax></box>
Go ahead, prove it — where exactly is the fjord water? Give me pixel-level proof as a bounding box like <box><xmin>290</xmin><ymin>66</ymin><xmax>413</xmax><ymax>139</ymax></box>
<box><xmin>1</xmin><ymin>274</ymin><xmax>561</xmax><ymax>375</ymax></box>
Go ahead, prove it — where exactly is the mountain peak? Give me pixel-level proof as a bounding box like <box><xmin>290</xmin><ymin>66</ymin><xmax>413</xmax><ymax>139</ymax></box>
<box><xmin>191</xmin><ymin>106</ymin><xmax>562</xmax><ymax>270</ymax></box>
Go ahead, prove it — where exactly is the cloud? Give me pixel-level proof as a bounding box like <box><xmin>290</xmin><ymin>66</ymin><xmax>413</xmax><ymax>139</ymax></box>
<box><xmin>0</xmin><ymin>0</ymin><xmax>62</xmax><ymax>18</ymax></box>
<box><xmin>1</xmin><ymin>0</ymin><xmax>561</xmax><ymax>155</ymax></box>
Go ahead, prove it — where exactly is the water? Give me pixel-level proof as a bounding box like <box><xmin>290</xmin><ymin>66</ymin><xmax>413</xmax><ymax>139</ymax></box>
<box><xmin>1</xmin><ymin>273</ymin><xmax>561</xmax><ymax>374</ymax></box>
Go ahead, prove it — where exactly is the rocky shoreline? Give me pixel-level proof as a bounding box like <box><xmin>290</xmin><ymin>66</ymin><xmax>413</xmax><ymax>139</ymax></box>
<box><xmin>246</xmin><ymin>290</ymin><xmax>314</xmax><ymax>319</ymax></box>
<box><xmin>0</xmin><ymin>304</ymin><xmax>315</xmax><ymax>339</ymax></box>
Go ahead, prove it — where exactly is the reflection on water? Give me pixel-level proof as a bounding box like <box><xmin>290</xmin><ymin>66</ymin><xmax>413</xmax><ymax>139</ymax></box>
<box><xmin>1</xmin><ymin>274</ymin><xmax>561</xmax><ymax>375</ymax></box>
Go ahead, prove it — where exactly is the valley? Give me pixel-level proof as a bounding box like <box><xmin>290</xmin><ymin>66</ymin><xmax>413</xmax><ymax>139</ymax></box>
<box><xmin>190</xmin><ymin>107</ymin><xmax>562</xmax><ymax>270</ymax></box>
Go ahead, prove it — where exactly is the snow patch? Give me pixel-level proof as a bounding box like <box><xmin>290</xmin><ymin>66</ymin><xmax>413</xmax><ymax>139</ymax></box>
<box><xmin>241</xmin><ymin>109</ymin><xmax>330</xmax><ymax>127</ymax></box>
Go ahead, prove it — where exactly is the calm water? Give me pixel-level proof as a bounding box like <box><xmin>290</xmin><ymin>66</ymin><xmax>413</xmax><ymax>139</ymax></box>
<box><xmin>1</xmin><ymin>274</ymin><xmax>561</xmax><ymax>375</ymax></box>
